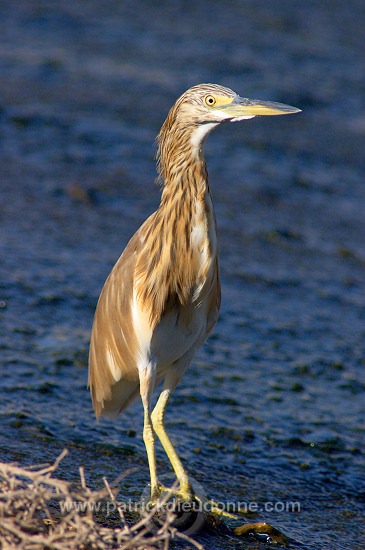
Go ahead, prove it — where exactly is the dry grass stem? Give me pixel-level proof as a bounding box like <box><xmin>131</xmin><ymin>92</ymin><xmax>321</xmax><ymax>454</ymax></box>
<box><xmin>0</xmin><ymin>450</ymin><xmax>204</xmax><ymax>549</ymax></box>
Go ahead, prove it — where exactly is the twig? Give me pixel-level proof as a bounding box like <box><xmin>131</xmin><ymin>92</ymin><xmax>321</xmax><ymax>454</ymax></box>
<box><xmin>0</xmin><ymin>452</ymin><xmax>204</xmax><ymax>549</ymax></box>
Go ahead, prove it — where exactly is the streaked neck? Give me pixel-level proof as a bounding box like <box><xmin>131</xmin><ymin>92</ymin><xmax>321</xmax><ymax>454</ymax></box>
<box><xmin>157</xmin><ymin>122</ymin><xmax>218</xmax><ymax>200</ymax></box>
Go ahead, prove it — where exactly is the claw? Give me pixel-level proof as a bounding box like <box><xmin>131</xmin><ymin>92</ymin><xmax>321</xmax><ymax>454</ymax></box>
<box><xmin>148</xmin><ymin>483</ymin><xmax>171</xmax><ymax>507</ymax></box>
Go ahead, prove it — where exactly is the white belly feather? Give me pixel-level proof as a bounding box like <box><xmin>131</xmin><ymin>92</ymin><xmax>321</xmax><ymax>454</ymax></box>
<box><xmin>130</xmin><ymin>195</ymin><xmax>217</xmax><ymax>376</ymax></box>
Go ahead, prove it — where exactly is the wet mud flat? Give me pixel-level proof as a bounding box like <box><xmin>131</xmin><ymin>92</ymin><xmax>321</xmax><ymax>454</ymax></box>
<box><xmin>1</xmin><ymin>1</ymin><xmax>365</xmax><ymax>548</ymax></box>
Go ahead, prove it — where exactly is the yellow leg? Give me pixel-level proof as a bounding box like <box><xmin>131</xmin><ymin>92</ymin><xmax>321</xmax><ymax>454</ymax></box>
<box><xmin>142</xmin><ymin>407</ymin><xmax>160</xmax><ymax>501</ymax></box>
<box><xmin>140</xmin><ymin>366</ymin><xmax>160</xmax><ymax>501</ymax></box>
<box><xmin>151</xmin><ymin>388</ymin><xmax>193</xmax><ymax>500</ymax></box>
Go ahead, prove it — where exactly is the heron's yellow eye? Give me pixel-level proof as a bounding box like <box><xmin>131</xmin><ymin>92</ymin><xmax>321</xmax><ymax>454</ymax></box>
<box><xmin>204</xmin><ymin>95</ymin><xmax>216</xmax><ymax>107</ymax></box>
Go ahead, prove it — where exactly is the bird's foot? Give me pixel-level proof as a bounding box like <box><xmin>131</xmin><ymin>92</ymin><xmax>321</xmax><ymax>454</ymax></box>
<box><xmin>147</xmin><ymin>484</ymin><xmax>206</xmax><ymax>534</ymax></box>
<box><xmin>148</xmin><ymin>483</ymin><xmax>170</xmax><ymax>507</ymax></box>
<box><xmin>207</xmin><ymin>498</ymin><xmax>239</xmax><ymax>519</ymax></box>
<box><xmin>172</xmin><ymin>485</ymin><xmax>195</xmax><ymax>504</ymax></box>
<box><xmin>149</xmin><ymin>482</ymin><xmax>195</xmax><ymax>506</ymax></box>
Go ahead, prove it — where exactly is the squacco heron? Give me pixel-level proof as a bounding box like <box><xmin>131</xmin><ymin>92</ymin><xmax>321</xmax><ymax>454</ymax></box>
<box><xmin>88</xmin><ymin>84</ymin><xmax>300</xmax><ymax>503</ymax></box>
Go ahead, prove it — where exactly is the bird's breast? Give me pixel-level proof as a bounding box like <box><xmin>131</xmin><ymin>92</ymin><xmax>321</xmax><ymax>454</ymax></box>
<box><xmin>134</xmin><ymin>190</ymin><xmax>219</xmax><ymax>369</ymax></box>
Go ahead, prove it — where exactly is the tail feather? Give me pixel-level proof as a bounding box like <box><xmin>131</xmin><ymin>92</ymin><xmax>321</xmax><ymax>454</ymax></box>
<box><xmin>101</xmin><ymin>378</ymin><xmax>140</xmax><ymax>418</ymax></box>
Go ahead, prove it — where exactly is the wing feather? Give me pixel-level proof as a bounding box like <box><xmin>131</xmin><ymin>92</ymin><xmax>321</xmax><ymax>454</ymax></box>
<box><xmin>88</xmin><ymin>231</ymin><xmax>141</xmax><ymax>417</ymax></box>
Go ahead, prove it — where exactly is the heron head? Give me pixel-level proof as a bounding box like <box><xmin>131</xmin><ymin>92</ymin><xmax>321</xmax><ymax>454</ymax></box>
<box><xmin>178</xmin><ymin>83</ymin><xmax>301</xmax><ymax>125</ymax></box>
<box><xmin>158</xmin><ymin>83</ymin><xmax>300</xmax><ymax>166</ymax></box>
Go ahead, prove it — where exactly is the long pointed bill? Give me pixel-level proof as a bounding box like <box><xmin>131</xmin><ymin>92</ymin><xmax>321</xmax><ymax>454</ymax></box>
<box><xmin>222</xmin><ymin>96</ymin><xmax>301</xmax><ymax>121</ymax></box>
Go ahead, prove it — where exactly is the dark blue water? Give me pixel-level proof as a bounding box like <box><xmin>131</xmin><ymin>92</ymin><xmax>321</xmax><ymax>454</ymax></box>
<box><xmin>1</xmin><ymin>2</ymin><xmax>364</xmax><ymax>548</ymax></box>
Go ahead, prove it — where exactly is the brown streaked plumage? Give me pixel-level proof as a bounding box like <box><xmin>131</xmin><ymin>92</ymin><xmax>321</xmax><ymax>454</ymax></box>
<box><xmin>88</xmin><ymin>84</ymin><xmax>300</xmax><ymax>501</ymax></box>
